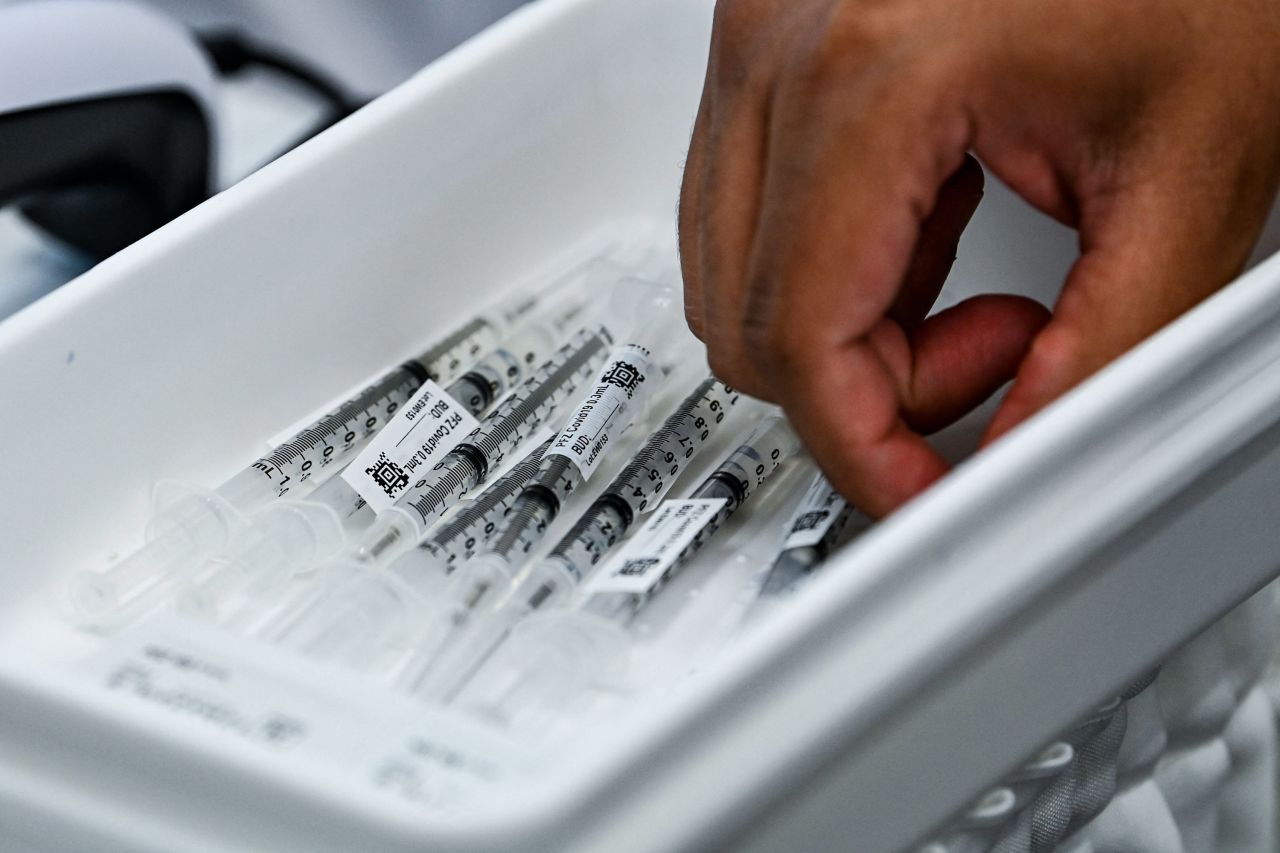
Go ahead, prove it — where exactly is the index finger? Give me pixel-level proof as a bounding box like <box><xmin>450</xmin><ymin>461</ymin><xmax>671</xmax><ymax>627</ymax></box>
<box><xmin>741</xmin><ymin>50</ymin><xmax>974</xmax><ymax>513</ymax></box>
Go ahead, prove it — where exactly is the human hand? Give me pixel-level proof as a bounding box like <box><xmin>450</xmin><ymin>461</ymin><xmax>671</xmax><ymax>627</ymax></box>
<box><xmin>680</xmin><ymin>0</ymin><xmax>1280</xmax><ymax>516</ymax></box>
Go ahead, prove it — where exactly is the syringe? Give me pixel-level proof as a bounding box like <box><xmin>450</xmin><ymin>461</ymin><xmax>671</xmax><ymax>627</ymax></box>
<box><xmin>525</xmin><ymin>377</ymin><xmax>740</xmax><ymax>596</ymax></box>
<box><xmin>402</xmin><ymin>376</ymin><xmax>741</xmax><ymax>698</ymax></box>
<box><xmin>756</xmin><ymin>471</ymin><xmax>868</xmax><ymax>601</ymax></box>
<box><xmin>66</xmin><ymin>301</ymin><xmax>531</xmax><ymax>629</ymax></box>
<box><xmin>266</xmin><ymin>437</ymin><xmax>556</xmax><ymax>664</ymax></box>
<box><xmin>428</xmin><ymin>293</ymin><xmax>686</xmax><ymax>620</ymax></box>
<box><xmin>172</xmin><ymin>315</ymin><xmax>569</xmax><ymax>623</ymax></box>
<box><xmin>277</xmin><ymin>288</ymin><xmax>689</xmax><ymax>665</ymax></box>
<box><xmin>452</xmin><ymin>413</ymin><xmax>800</xmax><ymax>723</ymax></box>
<box><xmin>349</xmin><ymin>324</ymin><xmax>616</xmax><ymax>569</ymax></box>
<box><xmin>245</xmin><ymin>324</ymin><xmax>617</xmax><ymax>640</ymax></box>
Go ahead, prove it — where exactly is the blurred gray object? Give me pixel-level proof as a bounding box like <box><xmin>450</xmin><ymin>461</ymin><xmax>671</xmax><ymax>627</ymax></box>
<box><xmin>128</xmin><ymin>0</ymin><xmax>529</xmax><ymax>97</ymax></box>
<box><xmin>0</xmin><ymin>0</ymin><xmax>530</xmax><ymax>321</ymax></box>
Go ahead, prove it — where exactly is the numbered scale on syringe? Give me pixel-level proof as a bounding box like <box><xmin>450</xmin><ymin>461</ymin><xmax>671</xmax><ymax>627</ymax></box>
<box><xmin>250</xmin><ymin>318</ymin><xmax>497</xmax><ymax>498</ymax></box>
<box><xmin>555</xmin><ymin>379</ymin><xmax>739</xmax><ymax>576</ymax></box>
<box><xmin>400</xmin><ymin>327</ymin><xmax>612</xmax><ymax>527</ymax></box>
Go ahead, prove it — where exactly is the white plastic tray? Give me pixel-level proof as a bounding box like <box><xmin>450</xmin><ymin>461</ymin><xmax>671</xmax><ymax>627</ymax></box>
<box><xmin>3</xmin><ymin>0</ymin><xmax>1280</xmax><ymax>850</ymax></box>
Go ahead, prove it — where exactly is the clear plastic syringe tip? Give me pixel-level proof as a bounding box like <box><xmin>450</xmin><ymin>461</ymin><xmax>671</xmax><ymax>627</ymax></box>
<box><xmin>606</xmin><ymin>277</ymin><xmax>690</xmax><ymax>356</ymax></box>
<box><xmin>175</xmin><ymin>498</ymin><xmax>346</xmax><ymax>622</ymax></box>
<box><xmin>67</xmin><ymin>481</ymin><xmax>245</xmax><ymax>628</ymax></box>
<box><xmin>393</xmin><ymin>551</ymin><xmax>519</xmax><ymax>695</ymax></box>
<box><xmin>455</xmin><ymin>610</ymin><xmax>628</xmax><ymax>729</ymax></box>
<box><xmin>276</xmin><ymin>567</ymin><xmax>430</xmax><ymax>667</ymax></box>
<box><xmin>350</xmin><ymin>507</ymin><xmax>422</xmax><ymax>568</ymax></box>
<box><xmin>409</xmin><ymin>556</ymin><xmax>579</xmax><ymax>702</ymax></box>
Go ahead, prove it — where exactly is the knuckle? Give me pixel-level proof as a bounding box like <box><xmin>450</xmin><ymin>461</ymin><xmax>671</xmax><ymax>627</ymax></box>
<box><xmin>712</xmin><ymin>0</ymin><xmax>765</xmax><ymax>53</ymax></box>
<box><xmin>682</xmin><ymin>297</ymin><xmax>706</xmax><ymax>341</ymax></box>
<box><xmin>705</xmin><ymin>346</ymin><xmax>744</xmax><ymax>386</ymax></box>
<box><xmin>742</xmin><ymin>312</ymin><xmax>821</xmax><ymax>380</ymax></box>
<box><xmin>709</xmin><ymin>0</ymin><xmax>780</xmax><ymax>94</ymax></box>
<box><xmin>781</xmin><ymin>1</ymin><xmax>943</xmax><ymax>92</ymax></box>
<box><xmin>785</xmin><ymin>4</ymin><xmax>891</xmax><ymax>83</ymax></box>
<box><xmin>705</xmin><ymin>345</ymin><xmax>771</xmax><ymax>400</ymax></box>
<box><xmin>1021</xmin><ymin>325</ymin><xmax>1084</xmax><ymax>388</ymax></box>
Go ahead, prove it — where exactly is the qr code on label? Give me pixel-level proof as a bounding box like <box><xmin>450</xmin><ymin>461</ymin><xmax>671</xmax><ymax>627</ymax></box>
<box><xmin>601</xmin><ymin>359</ymin><xmax>646</xmax><ymax>400</ymax></box>
<box><xmin>618</xmin><ymin>557</ymin><xmax>660</xmax><ymax>576</ymax></box>
<box><xmin>792</xmin><ymin>510</ymin><xmax>830</xmax><ymax>533</ymax></box>
<box><xmin>366</xmin><ymin>452</ymin><xmax>409</xmax><ymax>498</ymax></box>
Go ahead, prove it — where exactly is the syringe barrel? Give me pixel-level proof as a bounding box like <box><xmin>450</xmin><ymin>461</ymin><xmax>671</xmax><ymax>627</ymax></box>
<box><xmin>486</xmin><ymin>334</ymin><xmax>671</xmax><ymax>568</ymax></box>
<box><xmin>759</xmin><ymin>499</ymin><xmax>865</xmax><ymax>599</ymax></box>
<box><xmin>544</xmin><ymin>498</ymin><xmax>630</xmax><ymax>584</ymax></box>
<box><xmin>67</xmin><ymin>481</ymin><xmax>246</xmax><ymax>628</ymax></box>
<box><xmin>577</xmin><ymin>414</ymin><xmax>800</xmax><ymax>625</ymax></box>
<box><xmin>407</xmin><ymin>315</ymin><xmax>501</xmax><ymax>383</ymax></box>
<box><xmin>238</xmin><ymin>309</ymin><xmax>514</xmax><ymax>506</ymax></box>
<box><xmin>397</xmin><ymin>452</ymin><xmax>484</xmax><ymax>534</ymax></box>
<box><xmin>536</xmin><ymin>377</ymin><xmax>741</xmax><ymax>586</ymax></box>
<box><xmin>454</xmin><ymin>610</ymin><xmax>628</xmax><ymax>731</ymax></box>
<box><xmin>398</xmin><ymin>326</ymin><xmax>612</xmax><ymax>528</ymax></box>
<box><xmin>481</xmin><ymin>484</ymin><xmax>558</xmax><ymax>563</ymax></box>
<box><xmin>243</xmin><ymin>363</ymin><xmax>426</xmax><ymax>503</ymax></box>
<box><xmin>602</xmin><ymin>376</ymin><xmax>740</xmax><ymax>520</ymax></box>
<box><xmin>462</xmin><ymin>327</ymin><xmax>613</xmax><ymax>474</ymax></box>
<box><xmin>446</xmin><ymin>320</ymin><xmax>559</xmax><ymax>415</ymax></box>
<box><xmin>405</xmin><ymin>437</ymin><xmax>552</xmax><ymax>571</ymax></box>
<box><xmin>350</xmin><ymin>506</ymin><xmax>424</xmax><ymax>568</ymax></box>
<box><xmin>696</xmin><ymin>414</ymin><xmax>800</xmax><ymax>510</ymax></box>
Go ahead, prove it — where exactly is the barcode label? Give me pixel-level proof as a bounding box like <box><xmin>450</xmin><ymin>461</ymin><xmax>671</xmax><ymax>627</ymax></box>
<box><xmin>343</xmin><ymin>379</ymin><xmax>480</xmax><ymax>511</ymax></box>
<box><xmin>544</xmin><ymin>344</ymin><xmax>659</xmax><ymax>480</ymax></box>
<box><xmin>782</xmin><ymin>473</ymin><xmax>847</xmax><ymax>549</ymax></box>
<box><xmin>585</xmin><ymin>498</ymin><xmax>727</xmax><ymax>595</ymax></box>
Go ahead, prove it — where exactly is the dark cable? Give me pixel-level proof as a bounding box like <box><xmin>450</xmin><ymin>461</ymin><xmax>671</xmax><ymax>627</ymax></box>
<box><xmin>198</xmin><ymin>30</ymin><xmax>367</xmax><ymax>121</ymax></box>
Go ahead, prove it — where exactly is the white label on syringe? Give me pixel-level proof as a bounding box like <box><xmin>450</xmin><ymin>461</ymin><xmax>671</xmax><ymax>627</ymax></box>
<box><xmin>782</xmin><ymin>474</ymin><xmax>847</xmax><ymax>549</ymax></box>
<box><xmin>585</xmin><ymin>498</ymin><xmax>727</xmax><ymax>595</ymax></box>
<box><xmin>343</xmin><ymin>379</ymin><xmax>480</xmax><ymax>512</ymax></box>
<box><xmin>544</xmin><ymin>344</ymin><xmax>659</xmax><ymax>480</ymax></box>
